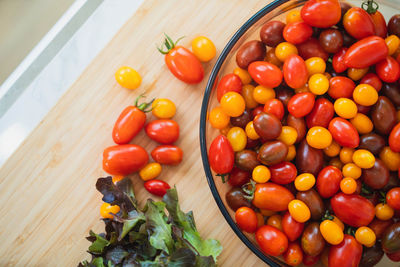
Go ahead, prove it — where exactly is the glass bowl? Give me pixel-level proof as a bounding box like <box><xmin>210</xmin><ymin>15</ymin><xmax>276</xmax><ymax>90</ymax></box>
<box><xmin>200</xmin><ymin>0</ymin><xmax>400</xmax><ymax>266</ymax></box>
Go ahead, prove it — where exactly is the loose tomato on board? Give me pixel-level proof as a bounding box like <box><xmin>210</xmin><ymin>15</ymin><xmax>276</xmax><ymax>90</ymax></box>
<box><xmin>145</xmin><ymin>120</ymin><xmax>179</xmax><ymax>144</ymax></box>
<box><xmin>300</xmin><ymin>0</ymin><xmax>341</xmax><ymax>28</ymax></box>
<box><xmin>191</xmin><ymin>36</ymin><xmax>216</xmax><ymax>62</ymax></box>
<box><xmin>306</xmin><ymin>98</ymin><xmax>334</xmax><ymax>128</ymax></box>
<box><xmin>248</xmin><ymin>61</ymin><xmax>283</xmax><ymax>88</ymax></box>
<box><xmin>208</xmin><ymin>135</ymin><xmax>234</xmax><ymax>175</ymax></box>
<box><xmin>252</xmin><ymin>182</ymin><xmax>294</xmax><ymax>211</ymax></box>
<box><xmin>376</xmin><ymin>56</ymin><xmax>400</xmax><ymax>83</ymax></box>
<box><xmin>344</xmin><ymin>36</ymin><xmax>388</xmax><ymax>68</ymax></box>
<box><xmin>216</xmin><ymin>73</ymin><xmax>242</xmax><ymax>101</ymax></box>
<box><xmin>283</xmin><ymin>55</ymin><xmax>308</xmax><ymax>89</ymax></box>
<box><xmin>328</xmin><ymin>76</ymin><xmax>355</xmax><ymax>99</ymax></box>
<box><xmin>332</xmin><ymin>47</ymin><xmax>348</xmax><ymax>73</ymax></box>
<box><xmin>151</xmin><ymin>145</ymin><xmax>183</xmax><ymax>165</ymax></box>
<box><xmin>282</xmin><ymin>211</ymin><xmax>305</xmax><ymax>242</ymax></box>
<box><xmin>115</xmin><ymin>66</ymin><xmax>141</xmax><ymax>90</ymax></box>
<box><xmin>284</xmin><ymin>242</ymin><xmax>303</xmax><ymax>266</ymax></box>
<box><xmin>329</xmin><ymin>235</ymin><xmax>363</xmax><ymax>267</ymax></box>
<box><xmin>316</xmin><ymin>166</ymin><xmax>342</xmax><ymax>198</ymax></box>
<box><xmin>235</xmin><ymin>207</ymin><xmax>258</xmax><ymax>233</ymax></box>
<box><xmin>270</xmin><ymin>161</ymin><xmax>297</xmax><ymax>185</ymax></box>
<box><xmin>389</xmin><ymin>123</ymin><xmax>400</xmax><ymax>152</ymax></box>
<box><xmin>331</xmin><ymin>193</ymin><xmax>375</xmax><ymax>227</ymax></box>
<box><xmin>283</xmin><ymin>21</ymin><xmax>313</xmax><ymax>45</ymax></box>
<box><xmin>158</xmin><ymin>35</ymin><xmax>203</xmax><ymax>84</ymax></box>
<box><xmin>103</xmin><ymin>144</ymin><xmax>149</xmax><ymax>176</ymax></box>
<box><xmin>144</xmin><ymin>179</ymin><xmax>170</xmax><ymax>197</ymax></box>
<box><xmin>328</xmin><ymin>117</ymin><xmax>359</xmax><ymax>148</ymax></box>
<box><xmin>343</xmin><ymin>7</ymin><xmax>375</xmax><ymax>40</ymax></box>
<box><xmin>256</xmin><ymin>225</ymin><xmax>289</xmax><ymax>256</ymax></box>
<box><xmin>288</xmin><ymin>93</ymin><xmax>315</xmax><ymax>118</ymax></box>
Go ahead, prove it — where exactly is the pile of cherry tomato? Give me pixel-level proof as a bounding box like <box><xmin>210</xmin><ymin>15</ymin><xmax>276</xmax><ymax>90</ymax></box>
<box><xmin>208</xmin><ymin>0</ymin><xmax>400</xmax><ymax>266</ymax></box>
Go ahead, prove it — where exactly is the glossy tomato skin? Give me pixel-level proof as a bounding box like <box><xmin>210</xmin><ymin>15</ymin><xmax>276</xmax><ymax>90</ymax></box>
<box><xmin>329</xmin><ymin>235</ymin><xmax>362</xmax><ymax>267</ymax></box>
<box><xmin>256</xmin><ymin>225</ymin><xmax>289</xmax><ymax>256</ymax></box>
<box><xmin>235</xmin><ymin>207</ymin><xmax>258</xmax><ymax>233</ymax></box>
<box><xmin>331</xmin><ymin>193</ymin><xmax>375</xmax><ymax>227</ymax></box>
<box><xmin>283</xmin><ymin>22</ymin><xmax>313</xmax><ymax>45</ymax></box>
<box><xmin>317</xmin><ymin>166</ymin><xmax>342</xmax><ymax>198</ymax></box>
<box><xmin>344</xmin><ymin>36</ymin><xmax>388</xmax><ymax>68</ymax></box>
<box><xmin>362</xmin><ymin>159</ymin><xmax>390</xmax><ymax>189</ymax></box>
<box><xmin>296</xmin><ymin>139</ymin><xmax>324</xmax><ymax>176</ymax></box>
<box><xmin>328</xmin><ymin>76</ymin><xmax>355</xmax><ymax>99</ymax></box>
<box><xmin>144</xmin><ymin>179</ymin><xmax>170</xmax><ymax>197</ymax></box>
<box><xmin>270</xmin><ymin>161</ymin><xmax>297</xmax><ymax>185</ymax></box>
<box><xmin>369</xmin><ymin>218</ymin><xmax>395</xmax><ymax>239</ymax></box>
<box><xmin>297</xmin><ymin>38</ymin><xmax>329</xmax><ymax>61</ymax></box>
<box><xmin>112</xmin><ymin>106</ymin><xmax>146</xmax><ymax>144</ymax></box>
<box><xmin>282</xmin><ymin>211</ymin><xmax>305</xmax><ymax>242</ymax></box>
<box><xmin>371</xmin><ymin>96</ymin><xmax>396</xmax><ymax>135</ymax></box>
<box><xmin>328</xmin><ymin>117</ymin><xmax>359</xmax><ymax>148</ymax></box>
<box><xmin>301</xmin><ymin>222</ymin><xmax>325</xmax><ymax>257</ymax></box>
<box><xmin>252</xmin><ymin>183</ymin><xmax>294</xmax><ymax>211</ymax></box>
<box><xmin>332</xmin><ymin>47</ymin><xmax>348</xmax><ymax>73</ymax></box>
<box><xmin>103</xmin><ymin>144</ymin><xmax>149</xmax><ymax>175</ymax></box>
<box><xmin>370</xmin><ymin>11</ymin><xmax>387</xmax><ymax>38</ymax></box>
<box><xmin>300</xmin><ymin>0</ymin><xmax>341</xmax><ymax>28</ymax></box>
<box><xmin>360</xmin><ymin>242</ymin><xmax>384</xmax><ymax>267</ymax></box>
<box><xmin>288</xmin><ymin>93</ymin><xmax>315</xmax><ymax>118</ymax></box>
<box><xmin>228</xmin><ymin>167</ymin><xmax>251</xmax><ymax>187</ymax></box>
<box><xmin>306</xmin><ymin>98</ymin><xmax>334</xmax><ymax>128</ymax></box>
<box><xmin>343</xmin><ymin>7</ymin><xmax>375</xmax><ymax>39</ymax></box>
<box><xmin>376</xmin><ymin>56</ymin><xmax>400</xmax><ymax>83</ymax></box>
<box><xmin>382</xmin><ymin>222</ymin><xmax>400</xmax><ymax>253</ymax></box>
<box><xmin>297</xmin><ymin>189</ymin><xmax>325</xmax><ymax>220</ymax></box>
<box><xmin>284</xmin><ymin>242</ymin><xmax>304</xmax><ymax>266</ymax></box>
<box><xmin>287</xmin><ymin>114</ymin><xmax>307</xmax><ymax>143</ymax></box>
<box><xmin>165</xmin><ymin>46</ymin><xmax>204</xmax><ymax>84</ymax></box>
<box><xmin>360</xmin><ymin>73</ymin><xmax>382</xmax><ymax>91</ymax></box>
<box><xmin>263</xmin><ymin>99</ymin><xmax>284</xmax><ymax>120</ymax></box>
<box><xmin>236</xmin><ymin>40</ymin><xmax>266</xmax><ymax>69</ymax></box>
<box><xmin>226</xmin><ymin>188</ymin><xmax>251</xmax><ymax>211</ymax></box>
<box><xmin>216</xmin><ymin>73</ymin><xmax>242</xmax><ymax>101</ymax></box>
<box><xmin>145</xmin><ymin>120</ymin><xmax>179</xmax><ymax>144</ymax></box>
<box><xmin>389</xmin><ymin>123</ymin><xmax>400</xmax><ymax>152</ymax></box>
<box><xmin>248</xmin><ymin>61</ymin><xmax>283</xmax><ymax>88</ymax></box>
<box><xmin>253</xmin><ymin>112</ymin><xmax>282</xmax><ymax>140</ymax></box>
<box><xmin>151</xmin><ymin>145</ymin><xmax>183</xmax><ymax>165</ymax></box>
<box><xmin>387</xmin><ymin>187</ymin><xmax>400</xmax><ymax>210</ymax></box>
<box><xmin>209</xmin><ymin>135</ymin><xmax>234</xmax><ymax>174</ymax></box>
<box><xmin>283</xmin><ymin>55</ymin><xmax>308</xmax><ymax>89</ymax></box>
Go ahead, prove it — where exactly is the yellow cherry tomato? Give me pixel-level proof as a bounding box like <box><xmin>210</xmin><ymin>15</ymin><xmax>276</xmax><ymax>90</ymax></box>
<box><xmin>267</xmin><ymin>214</ymin><xmax>283</xmax><ymax>230</ymax></box>
<box><xmin>352</xmin><ymin>149</ymin><xmax>375</xmax><ymax>169</ymax></box>
<box><xmin>152</xmin><ymin>98</ymin><xmax>176</xmax><ymax>119</ymax></box>
<box><xmin>294</xmin><ymin>173</ymin><xmax>316</xmax><ymax>191</ymax></box>
<box><xmin>234</xmin><ymin>67</ymin><xmax>252</xmax><ymax>84</ymax></box>
<box><xmin>191</xmin><ymin>36</ymin><xmax>216</xmax><ymax>62</ymax></box>
<box><xmin>286</xmin><ymin>145</ymin><xmax>296</xmax><ymax>161</ymax></box>
<box><xmin>334</xmin><ymin>98</ymin><xmax>358</xmax><ymax>119</ymax></box>
<box><xmin>342</xmin><ymin>163</ymin><xmax>362</xmax><ymax>179</ymax></box>
<box><xmin>260</xmin><ymin>209</ymin><xmax>276</xmax><ymax>217</ymax></box>
<box><xmin>324</xmin><ymin>141</ymin><xmax>341</xmax><ymax>157</ymax></box>
<box><xmin>350</xmin><ymin>113</ymin><xmax>373</xmax><ymax>134</ymax></box>
<box><xmin>340</xmin><ymin>177</ymin><xmax>357</xmax><ymax>194</ymax></box>
<box><xmin>380</xmin><ymin>146</ymin><xmax>400</xmax><ymax>171</ymax></box>
<box><xmin>245</xmin><ymin>121</ymin><xmax>260</xmax><ymax>140</ymax></box>
<box><xmin>286</xmin><ymin>9</ymin><xmax>302</xmax><ymax>24</ymax></box>
<box><xmin>139</xmin><ymin>162</ymin><xmax>162</xmax><ymax>181</ymax></box>
<box><xmin>252</xmin><ymin>165</ymin><xmax>271</xmax><ymax>183</ymax></box>
<box><xmin>306</xmin><ymin>126</ymin><xmax>332</xmax><ymax>149</ymax></box>
<box><xmin>386</xmin><ymin>35</ymin><xmax>400</xmax><ymax>56</ymax></box>
<box><xmin>112</xmin><ymin>175</ymin><xmax>124</xmax><ymax>184</ymax></box>
<box><xmin>227</xmin><ymin>127</ymin><xmax>247</xmax><ymax>152</ymax></box>
<box><xmin>220</xmin><ymin>92</ymin><xmax>245</xmax><ymax>117</ymax></box>
<box><xmin>241</xmin><ymin>84</ymin><xmax>258</xmax><ymax>109</ymax></box>
<box><xmin>340</xmin><ymin>147</ymin><xmax>355</xmax><ymax>164</ymax></box>
<box><xmin>100</xmin><ymin>202</ymin><xmax>120</xmax><ymax>219</ymax></box>
<box><xmin>332</xmin><ymin>216</ymin><xmax>345</xmax><ymax>231</ymax></box>
<box><xmin>275</xmin><ymin>42</ymin><xmax>298</xmax><ymax>62</ymax></box>
<box><xmin>253</xmin><ymin>85</ymin><xmax>276</xmax><ymax>104</ymax></box>
<box><xmin>305</xmin><ymin>57</ymin><xmax>326</xmax><ymax>75</ymax></box>
<box><xmin>209</xmin><ymin>106</ymin><xmax>230</xmax><ymax>129</ymax></box>
<box><xmin>288</xmin><ymin>200</ymin><xmax>311</xmax><ymax>223</ymax></box>
<box><xmin>347</xmin><ymin>67</ymin><xmax>369</xmax><ymax>81</ymax></box>
<box><xmin>308</xmin><ymin>74</ymin><xmax>330</xmax><ymax>95</ymax></box>
<box><xmin>330</xmin><ymin>157</ymin><xmax>344</xmax><ymax>170</ymax></box>
<box><xmin>355</xmin><ymin>226</ymin><xmax>376</xmax><ymax>247</ymax></box>
<box><xmin>115</xmin><ymin>66</ymin><xmax>141</xmax><ymax>90</ymax></box>
<box><xmin>353</xmin><ymin>84</ymin><xmax>378</xmax><ymax>106</ymax></box>
<box><xmin>278</xmin><ymin>126</ymin><xmax>298</xmax><ymax>146</ymax></box>
<box><xmin>320</xmin><ymin>220</ymin><xmax>344</xmax><ymax>245</ymax></box>
<box><xmin>375</xmin><ymin>203</ymin><xmax>394</xmax><ymax>220</ymax></box>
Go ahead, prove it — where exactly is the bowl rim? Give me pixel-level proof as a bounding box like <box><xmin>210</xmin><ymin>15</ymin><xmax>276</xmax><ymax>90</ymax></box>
<box><xmin>199</xmin><ymin>0</ymin><xmax>291</xmax><ymax>266</ymax></box>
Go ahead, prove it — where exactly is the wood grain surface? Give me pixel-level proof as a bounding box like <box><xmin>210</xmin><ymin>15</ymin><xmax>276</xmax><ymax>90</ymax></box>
<box><xmin>0</xmin><ymin>0</ymin><xmax>270</xmax><ymax>266</ymax></box>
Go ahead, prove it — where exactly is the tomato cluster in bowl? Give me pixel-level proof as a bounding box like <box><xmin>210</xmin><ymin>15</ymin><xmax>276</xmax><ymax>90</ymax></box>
<box><xmin>205</xmin><ymin>0</ymin><xmax>400</xmax><ymax>266</ymax></box>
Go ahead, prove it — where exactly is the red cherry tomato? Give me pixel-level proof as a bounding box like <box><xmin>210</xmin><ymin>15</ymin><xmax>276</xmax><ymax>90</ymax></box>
<box><xmin>357</xmin><ymin>103</ymin><xmax>371</xmax><ymax>114</ymax></box>
<box><xmin>283</xmin><ymin>22</ymin><xmax>313</xmax><ymax>45</ymax></box>
<box><xmin>144</xmin><ymin>179</ymin><xmax>170</xmax><ymax>197</ymax></box>
<box><xmin>344</xmin><ymin>36</ymin><xmax>388</xmax><ymax>68</ymax></box>
<box><xmin>283</xmin><ymin>55</ymin><xmax>308</xmax><ymax>89</ymax></box>
<box><xmin>370</xmin><ymin>11</ymin><xmax>387</xmax><ymax>38</ymax></box>
<box><xmin>270</xmin><ymin>161</ymin><xmax>297</xmax><ymax>185</ymax></box>
<box><xmin>208</xmin><ymin>135</ymin><xmax>234</xmax><ymax>174</ymax></box>
<box><xmin>328</xmin><ymin>117</ymin><xmax>359</xmax><ymax>148</ymax></box>
<box><xmin>159</xmin><ymin>36</ymin><xmax>204</xmax><ymax>84</ymax></box>
<box><xmin>306</xmin><ymin>98</ymin><xmax>334</xmax><ymax>128</ymax></box>
<box><xmin>252</xmin><ymin>183</ymin><xmax>294</xmax><ymax>211</ymax></box>
<box><xmin>332</xmin><ymin>47</ymin><xmax>348</xmax><ymax>73</ymax></box>
<box><xmin>329</xmin><ymin>235</ymin><xmax>362</xmax><ymax>267</ymax></box>
<box><xmin>103</xmin><ymin>144</ymin><xmax>149</xmax><ymax>175</ymax></box>
<box><xmin>360</xmin><ymin>73</ymin><xmax>382</xmax><ymax>91</ymax></box>
<box><xmin>235</xmin><ymin>207</ymin><xmax>258</xmax><ymax>233</ymax></box>
<box><xmin>297</xmin><ymin>38</ymin><xmax>329</xmax><ymax>61</ymax></box>
<box><xmin>300</xmin><ymin>0</ymin><xmax>341</xmax><ymax>28</ymax></box>
<box><xmin>263</xmin><ymin>99</ymin><xmax>284</xmax><ymax>120</ymax></box>
<box><xmin>248</xmin><ymin>61</ymin><xmax>283</xmax><ymax>88</ymax></box>
<box><xmin>216</xmin><ymin>73</ymin><xmax>242</xmax><ymax>102</ymax></box>
<box><xmin>303</xmin><ymin>254</ymin><xmax>320</xmax><ymax>266</ymax></box>
<box><xmin>328</xmin><ymin>76</ymin><xmax>355</xmax><ymax>99</ymax></box>
<box><xmin>387</xmin><ymin>187</ymin><xmax>400</xmax><ymax>210</ymax></box>
<box><xmin>317</xmin><ymin>166</ymin><xmax>342</xmax><ymax>198</ymax></box>
<box><xmin>376</xmin><ymin>56</ymin><xmax>400</xmax><ymax>83</ymax></box>
<box><xmin>256</xmin><ymin>225</ymin><xmax>289</xmax><ymax>256</ymax></box>
<box><xmin>389</xmin><ymin>123</ymin><xmax>400</xmax><ymax>153</ymax></box>
<box><xmin>343</xmin><ymin>7</ymin><xmax>375</xmax><ymax>40</ymax></box>
<box><xmin>145</xmin><ymin>119</ymin><xmax>179</xmax><ymax>144</ymax></box>
<box><xmin>228</xmin><ymin>167</ymin><xmax>251</xmax><ymax>187</ymax></box>
<box><xmin>284</xmin><ymin>242</ymin><xmax>304</xmax><ymax>266</ymax></box>
<box><xmin>151</xmin><ymin>145</ymin><xmax>183</xmax><ymax>165</ymax></box>
<box><xmin>288</xmin><ymin>93</ymin><xmax>315</xmax><ymax>118</ymax></box>
<box><xmin>282</xmin><ymin>211</ymin><xmax>305</xmax><ymax>242</ymax></box>
<box><xmin>331</xmin><ymin>193</ymin><xmax>375</xmax><ymax>227</ymax></box>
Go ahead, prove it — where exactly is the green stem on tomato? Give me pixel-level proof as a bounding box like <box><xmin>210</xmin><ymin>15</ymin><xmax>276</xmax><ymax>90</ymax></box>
<box><xmin>321</xmin><ymin>210</ymin><xmax>334</xmax><ymax>221</ymax></box>
<box><xmin>216</xmin><ymin>173</ymin><xmax>229</xmax><ymax>183</ymax></box>
<box><xmin>135</xmin><ymin>94</ymin><xmax>154</xmax><ymax>112</ymax></box>
<box><xmin>157</xmin><ymin>33</ymin><xmax>185</xmax><ymax>54</ymax></box>
<box><xmin>242</xmin><ymin>180</ymin><xmax>256</xmax><ymax>200</ymax></box>
<box><xmin>362</xmin><ymin>0</ymin><xmax>379</xmax><ymax>14</ymax></box>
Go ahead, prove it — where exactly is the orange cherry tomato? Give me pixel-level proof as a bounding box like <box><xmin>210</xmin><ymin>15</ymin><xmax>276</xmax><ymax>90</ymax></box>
<box><xmin>300</xmin><ymin>0</ymin><xmax>341</xmax><ymax>28</ymax></box>
<box><xmin>283</xmin><ymin>54</ymin><xmax>308</xmax><ymax>89</ymax></box>
<box><xmin>267</xmin><ymin>214</ymin><xmax>283</xmax><ymax>231</ymax></box>
<box><xmin>235</xmin><ymin>207</ymin><xmax>258</xmax><ymax>233</ymax></box>
<box><xmin>151</xmin><ymin>145</ymin><xmax>183</xmax><ymax>165</ymax></box>
<box><xmin>284</xmin><ymin>242</ymin><xmax>304</xmax><ymax>266</ymax></box>
<box><xmin>248</xmin><ymin>61</ymin><xmax>283</xmax><ymax>88</ymax></box>
<box><xmin>103</xmin><ymin>144</ymin><xmax>149</xmax><ymax>176</ymax></box>
<box><xmin>256</xmin><ymin>225</ymin><xmax>289</xmax><ymax>256</ymax></box>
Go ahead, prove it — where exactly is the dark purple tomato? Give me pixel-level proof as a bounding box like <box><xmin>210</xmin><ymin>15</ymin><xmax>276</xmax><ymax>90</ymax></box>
<box><xmin>260</xmin><ymin>21</ymin><xmax>286</xmax><ymax>47</ymax></box>
<box><xmin>301</xmin><ymin>222</ymin><xmax>325</xmax><ymax>257</ymax></box>
<box><xmin>296</xmin><ymin>189</ymin><xmax>325</xmax><ymax>221</ymax></box>
<box><xmin>287</xmin><ymin>114</ymin><xmax>307</xmax><ymax>143</ymax></box>
<box><xmin>362</xmin><ymin>159</ymin><xmax>389</xmax><ymax>189</ymax></box>
<box><xmin>319</xmin><ymin>29</ymin><xmax>343</xmax><ymax>54</ymax></box>
<box><xmin>388</xmin><ymin>14</ymin><xmax>400</xmax><ymax>37</ymax></box>
<box><xmin>235</xmin><ymin>150</ymin><xmax>259</xmax><ymax>171</ymax></box>
<box><xmin>236</xmin><ymin>40</ymin><xmax>266</xmax><ymax>69</ymax></box>
<box><xmin>296</xmin><ymin>139</ymin><xmax>324</xmax><ymax>176</ymax></box>
<box><xmin>230</xmin><ymin>109</ymin><xmax>252</xmax><ymax>129</ymax></box>
<box><xmin>359</xmin><ymin>242</ymin><xmax>384</xmax><ymax>267</ymax></box>
<box><xmin>253</xmin><ymin>112</ymin><xmax>282</xmax><ymax>140</ymax></box>
<box><xmin>382</xmin><ymin>222</ymin><xmax>400</xmax><ymax>253</ymax></box>
<box><xmin>359</xmin><ymin>133</ymin><xmax>386</xmax><ymax>155</ymax></box>
<box><xmin>297</xmin><ymin>38</ymin><xmax>329</xmax><ymax>61</ymax></box>
<box><xmin>382</xmin><ymin>83</ymin><xmax>400</xmax><ymax>108</ymax></box>
<box><xmin>258</xmin><ymin>141</ymin><xmax>288</xmax><ymax>166</ymax></box>
<box><xmin>228</xmin><ymin>167</ymin><xmax>251</xmax><ymax>187</ymax></box>
<box><xmin>276</xmin><ymin>87</ymin><xmax>294</xmax><ymax>107</ymax></box>
<box><xmin>246</xmin><ymin>137</ymin><xmax>260</xmax><ymax>149</ymax></box>
<box><xmin>371</xmin><ymin>96</ymin><xmax>397</xmax><ymax>135</ymax></box>
<box><xmin>225</xmin><ymin>187</ymin><xmax>251</xmax><ymax>211</ymax></box>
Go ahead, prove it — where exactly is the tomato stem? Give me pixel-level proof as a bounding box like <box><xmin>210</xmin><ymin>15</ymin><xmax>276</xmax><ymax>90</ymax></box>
<box><xmin>362</xmin><ymin>0</ymin><xmax>379</xmax><ymax>14</ymax></box>
<box><xmin>378</xmin><ymin>191</ymin><xmax>386</xmax><ymax>204</ymax></box>
<box><xmin>242</xmin><ymin>180</ymin><xmax>256</xmax><ymax>200</ymax></box>
<box><xmin>321</xmin><ymin>210</ymin><xmax>334</xmax><ymax>221</ymax></box>
<box><xmin>157</xmin><ymin>33</ymin><xmax>185</xmax><ymax>55</ymax></box>
<box><xmin>216</xmin><ymin>174</ymin><xmax>228</xmax><ymax>183</ymax></box>
<box><xmin>135</xmin><ymin>94</ymin><xmax>154</xmax><ymax>112</ymax></box>
<box><xmin>345</xmin><ymin>226</ymin><xmax>356</xmax><ymax>236</ymax></box>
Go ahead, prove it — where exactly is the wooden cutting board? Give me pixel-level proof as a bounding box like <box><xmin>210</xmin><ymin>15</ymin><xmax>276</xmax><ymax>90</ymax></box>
<box><xmin>0</xmin><ymin>0</ymin><xmax>270</xmax><ymax>266</ymax></box>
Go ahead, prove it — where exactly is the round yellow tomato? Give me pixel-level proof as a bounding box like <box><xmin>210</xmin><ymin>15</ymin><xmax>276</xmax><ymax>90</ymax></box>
<box><xmin>294</xmin><ymin>173</ymin><xmax>316</xmax><ymax>191</ymax></box>
<box><xmin>375</xmin><ymin>203</ymin><xmax>394</xmax><ymax>220</ymax></box>
<box><xmin>278</xmin><ymin>126</ymin><xmax>298</xmax><ymax>146</ymax></box>
<box><xmin>286</xmin><ymin>145</ymin><xmax>296</xmax><ymax>161</ymax></box>
<box><xmin>353</xmin><ymin>84</ymin><xmax>378</xmax><ymax>106</ymax></box>
<box><xmin>253</xmin><ymin>85</ymin><xmax>275</xmax><ymax>104</ymax></box>
<box><xmin>234</xmin><ymin>67</ymin><xmax>252</xmax><ymax>84</ymax></box>
<box><xmin>209</xmin><ymin>106</ymin><xmax>230</xmax><ymax>129</ymax></box>
<box><xmin>252</xmin><ymin>165</ymin><xmax>271</xmax><ymax>183</ymax></box>
<box><xmin>286</xmin><ymin>9</ymin><xmax>302</xmax><ymax>24</ymax></box>
<box><xmin>340</xmin><ymin>177</ymin><xmax>357</xmax><ymax>194</ymax></box>
<box><xmin>309</xmin><ymin>74</ymin><xmax>329</xmax><ymax>95</ymax></box>
<box><xmin>380</xmin><ymin>146</ymin><xmax>400</xmax><ymax>171</ymax></box>
<box><xmin>355</xmin><ymin>226</ymin><xmax>376</xmax><ymax>247</ymax></box>
<box><xmin>342</xmin><ymin>163</ymin><xmax>362</xmax><ymax>179</ymax></box>
<box><xmin>385</xmin><ymin>35</ymin><xmax>400</xmax><ymax>56</ymax></box>
<box><xmin>139</xmin><ymin>162</ymin><xmax>162</xmax><ymax>181</ymax></box>
<box><xmin>227</xmin><ymin>127</ymin><xmax>247</xmax><ymax>152</ymax></box>
<box><xmin>152</xmin><ymin>98</ymin><xmax>176</xmax><ymax>119</ymax></box>
<box><xmin>100</xmin><ymin>202</ymin><xmax>120</xmax><ymax>219</ymax></box>
<box><xmin>220</xmin><ymin>92</ymin><xmax>245</xmax><ymax>117</ymax></box>
<box><xmin>320</xmin><ymin>220</ymin><xmax>344</xmax><ymax>245</ymax></box>
<box><xmin>339</xmin><ymin>147</ymin><xmax>355</xmax><ymax>164</ymax></box>
<box><xmin>115</xmin><ymin>66</ymin><xmax>141</xmax><ymax>89</ymax></box>
<box><xmin>306</xmin><ymin>126</ymin><xmax>332</xmax><ymax>149</ymax></box>
<box><xmin>275</xmin><ymin>42</ymin><xmax>298</xmax><ymax>62</ymax></box>
<box><xmin>350</xmin><ymin>113</ymin><xmax>373</xmax><ymax>134</ymax></box>
<box><xmin>191</xmin><ymin>36</ymin><xmax>216</xmax><ymax>62</ymax></box>
<box><xmin>288</xmin><ymin>200</ymin><xmax>311</xmax><ymax>223</ymax></box>
<box><xmin>245</xmin><ymin>121</ymin><xmax>260</xmax><ymax>140</ymax></box>
<box><xmin>334</xmin><ymin>98</ymin><xmax>358</xmax><ymax>119</ymax></box>
<box><xmin>324</xmin><ymin>141</ymin><xmax>341</xmax><ymax>157</ymax></box>
<box><xmin>352</xmin><ymin>149</ymin><xmax>375</xmax><ymax>169</ymax></box>
<box><xmin>305</xmin><ymin>57</ymin><xmax>326</xmax><ymax>75</ymax></box>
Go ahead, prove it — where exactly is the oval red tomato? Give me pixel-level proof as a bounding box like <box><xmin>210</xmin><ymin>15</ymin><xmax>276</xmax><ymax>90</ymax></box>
<box><xmin>387</xmin><ymin>187</ymin><xmax>400</xmax><ymax>210</ymax></box>
<box><xmin>306</xmin><ymin>98</ymin><xmax>334</xmax><ymax>128</ymax></box>
<box><xmin>283</xmin><ymin>21</ymin><xmax>313</xmax><ymax>45</ymax></box>
<box><xmin>256</xmin><ymin>225</ymin><xmax>289</xmax><ymax>256</ymax></box>
<box><xmin>301</xmin><ymin>0</ymin><xmax>341</xmax><ymax>28</ymax></box>
<box><xmin>317</xmin><ymin>166</ymin><xmax>342</xmax><ymax>198</ymax></box>
<box><xmin>329</xmin><ymin>235</ymin><xmax>362</xmax><ymax>267</ymax></box>
<box><xmin>216</xmin><ymin>73</ymin><xmax>242</xmax><ymax>101</ymax></box>
<box><xmin>389</xmin><ymin>123</ymin><xmax>400</xmax><ymax>153</ymax></box>
<box><xmin>263</xmin><ymin>99</ymin><xmax>284</xmax><ymax>120</ymax></box>
<box><xmin>103</xmin><ymin>144</ymin><xmax>149</xmax><ymax>175</ymax></box>
<box><xmin>328</xmin><ymin>76</ymin><xmax>355</xmax><ymax>99</ymax></box>
<box><xmin>235</xmin><ymin>207</ymin><xmax>258</xmax><ymax>233</ymax></box>
<box><xmin>151</xmin><ymin>145</ymin><xmax>183</xmax><ymax>165</ymax></box>
<box><xmin>328</xmin><ymin>117</ymin><xmax>359</xmax><ymax>148</ymax></box>
<box><xmin>332</xmin><ymin>47</ymin><xmax>348</xmax><ymax>73</ymax></box>
<box><xmin>283</xmin><ymin>55</ymin><xmax>308</xmax><ymax>89</ymax></box>
<box><xmin>145</xmin><ymin>119</ymin><xmax>179</xmax><ymax>144</ymax></box>
<box><xmin>376</xmin><ymin>56</ymin><xmax>400</xmax><ymax>83</ymax></box>
<box><xmin>343</xmin><ymin>7</ymin><xmax>375</xmax><ymax>39</ymax></box>
<box><xmin>344</xmin><ymin>36</ymin><xmax>388</xmax><ymax>68</ymax></box>
<box><xmin>208</xmin><ymin>135</ymin><xmax>234</xmax><ymax>174</ymax></box>
<box><xmin>288</xmin><ymin>93</ymin><xmax>315</xmax><ymax>118</ymax></box>
<box><xmin>270</xmin><ymin>161</ymin><xmax>297</xmax><ymax>185</ymax></box>
<box><xmin>248</xmin><ymin>61</ymin><xmax>283</xmax><ymax>88</ymax></box>
<box><xmin>282</xmin><ymin>211</ymin><xmax>305</xmax><ymax>242</ymax></box>
<box><xmin>252</xmin><ymin>183</ymin><xmax>294</xmax><ymax>211</ymax></box>
<box><xmin>144</xmin><ymin>179</ymin><xmax>171</xmax><ymax>197</ymax></box>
